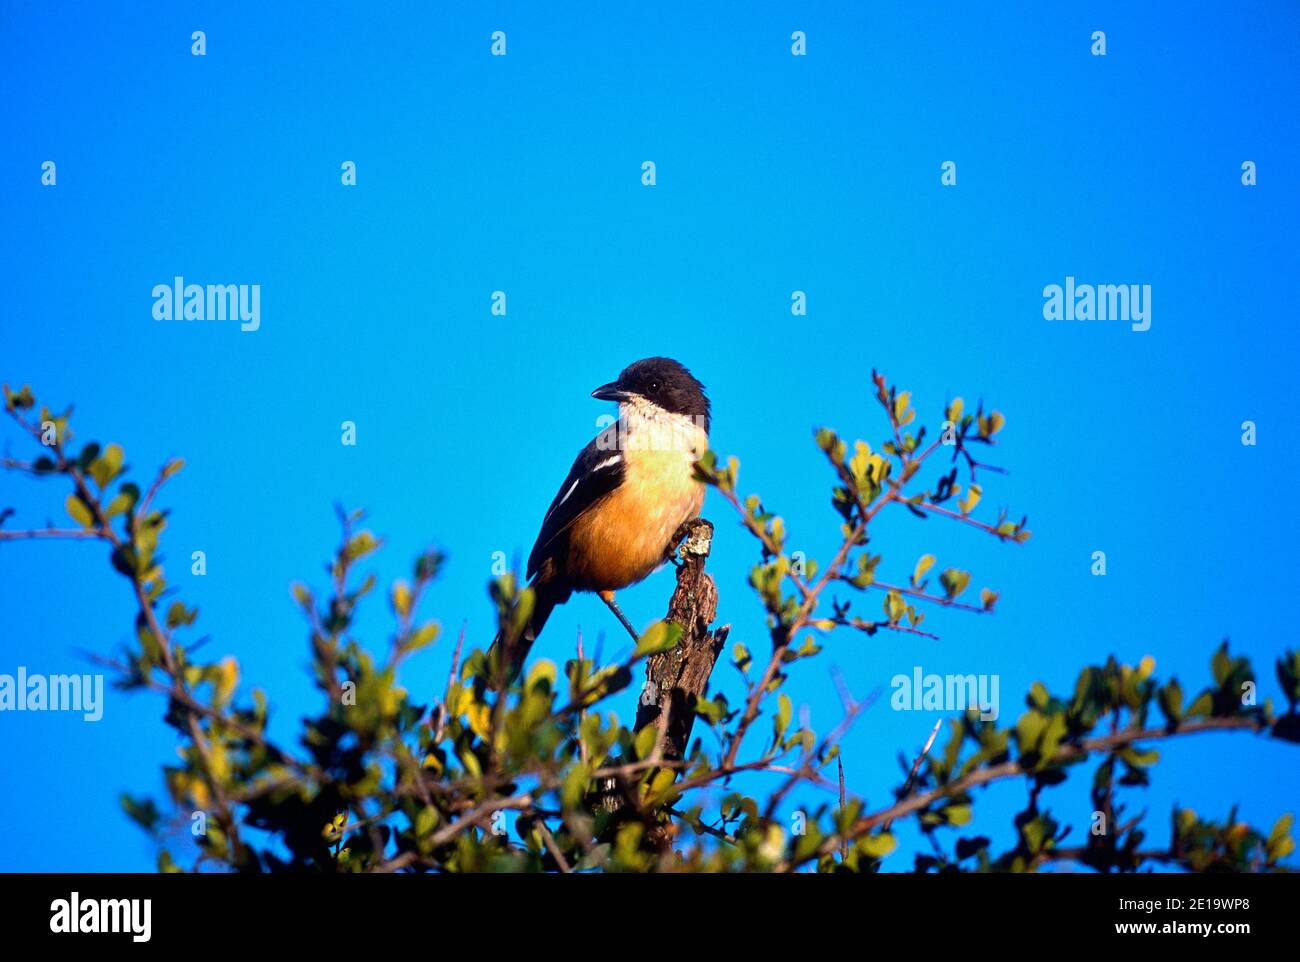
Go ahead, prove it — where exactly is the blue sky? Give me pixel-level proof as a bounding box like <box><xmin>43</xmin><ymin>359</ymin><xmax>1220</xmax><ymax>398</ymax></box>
<box><xmin>2</xmin><ymin>1</ymin><xmax>1297</xmax><ymax>870</ymax></box>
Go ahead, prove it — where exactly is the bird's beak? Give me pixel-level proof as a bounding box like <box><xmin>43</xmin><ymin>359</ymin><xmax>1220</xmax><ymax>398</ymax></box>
<box><xmin>591</xmin><ymin>381</ymin><xmax>630</xmax><ymax>402</ymax></box>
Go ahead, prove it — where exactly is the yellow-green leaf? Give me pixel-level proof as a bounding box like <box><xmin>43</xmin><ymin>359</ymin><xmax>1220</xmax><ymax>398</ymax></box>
<box><xmin>884</xmin><ymin>589</ymin><xmax>906</xmax><ymax>624</ymax></box>
<box><xmin>912</xmin><ymin>554</ymin><xmax>936</xmax><ymax>586</ymax></box>
<box><xmin>89</xmin><ymin>443</ymin><xmax>124</xmax><ymax>489</ymax></box>
<box><xmin>939</xmin><ymin>568</ymin><xmax>971</xmax><ymax>600</ymax></box>
<box><xmin>65</xmin><ymin>493</ymin><xmax>94</xmax><ymax>530</ymax></box>
<box><xmin>859</xmin><ymin>832</ymin><xmax>897</xmax><ymax>859</ymax></box>
<box><xmin>634</xmin><ymin>621</ymin><xmax>683</xmax><ymax>657</ymax></box>
<box><xmin>391</xmin><ymin>579</ymin><xmax>412</xmax><ymax>618</ymax></box>
<box><xmin>893</xmin><ymin>391</ymin><xmax>911</xmax><ymax>421</ymax></box>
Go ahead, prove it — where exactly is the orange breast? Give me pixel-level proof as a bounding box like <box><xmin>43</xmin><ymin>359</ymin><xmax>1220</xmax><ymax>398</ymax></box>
<box><xmin>564</xmin><ymin>447</ymin><xmax>704</xmax><ymax>592</ymax></box>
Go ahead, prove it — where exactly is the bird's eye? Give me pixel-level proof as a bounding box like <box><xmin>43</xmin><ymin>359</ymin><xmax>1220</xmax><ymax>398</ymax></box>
<box><xmin>648</xmin><ymin>379</ymin><xmax>661</xmax><ymax>393</ymax></box>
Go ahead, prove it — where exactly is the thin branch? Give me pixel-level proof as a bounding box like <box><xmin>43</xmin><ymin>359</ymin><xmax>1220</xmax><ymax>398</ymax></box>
<box><xmin>912</xmin><ymin>499</ymin><xmax>1023</xmax><ymax>542</ymax></box>
<box><xmin>882</xmin><ymin>718</ymin><xmax>944</xmax><ymax>832</ymax></box>
<box><xmin>0</xmin><ymin>527</ymin><xmax>102</xmax><ymax>541</ymax></box>
<box><xmin>536</xmin><ymin>819</ymin><xmax>572</xmax><ymax>873</ymax></box>
<box><xmin>866</xmin><ymin>579</ymin><xmax>989</xmax><ymax>615</ymax></box>
<box><xmin>838</xmin><ymin>756</ymin><xmax>848</xmax><ymax>863</ymax></box>
<box><xmin>792</xmin><ymin>715</ymin><xmax>1271</xmax><ymax>870</ymax></box>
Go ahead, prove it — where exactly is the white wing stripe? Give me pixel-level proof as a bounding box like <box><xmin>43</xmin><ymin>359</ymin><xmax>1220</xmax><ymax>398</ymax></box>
<box><xmin>547</xmin><ymin>454</ymin><xmax>622</xmax><ymax>520</ymax></box>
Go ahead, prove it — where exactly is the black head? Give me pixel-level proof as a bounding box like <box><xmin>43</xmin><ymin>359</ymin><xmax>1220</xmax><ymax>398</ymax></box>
<box><xmin>591</xmin><ymin>357</ymin><xmax>710</xmax><ymax>430</ymax></box>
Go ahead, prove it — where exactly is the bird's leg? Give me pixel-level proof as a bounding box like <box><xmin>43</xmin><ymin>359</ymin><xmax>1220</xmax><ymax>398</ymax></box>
<box><xmin>598</xmin><ymin>590</ymin><xmax>640</xmax><ymax>644</ymax></box>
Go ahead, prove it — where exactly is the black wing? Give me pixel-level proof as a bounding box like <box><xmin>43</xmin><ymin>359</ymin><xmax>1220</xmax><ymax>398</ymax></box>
<box><xmin>526</xmin><ymin>422</ymin><xmax>626</xmax><ymax>582</ymax></box>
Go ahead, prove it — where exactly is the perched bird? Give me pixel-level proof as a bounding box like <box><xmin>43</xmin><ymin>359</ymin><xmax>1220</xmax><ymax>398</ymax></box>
<box><xmin>494</xmin><ymin>357</ymin><xmax>711</xmax><ymax>675</ymax></box>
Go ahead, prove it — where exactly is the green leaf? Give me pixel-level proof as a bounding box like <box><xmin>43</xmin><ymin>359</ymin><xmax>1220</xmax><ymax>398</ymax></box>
<box><xmin>403</xmin><ymin>622</ymin><xmax>440</xmax><ymax>654</ymax></box>
<box><xmin>344</xmin><ymin>530</ymin><xmax>380</xmax><ymax>562</ymax></box>
<box><xmin>165</xmin><ymin>600</ymin><xmax>197</xmax><ymax>629</ymax></box>
<box><xmin>634</xmin><ymin>724</ymin><xmax>659</xmax><ymax>761</ymax></box>
<box><xmin>1268</xmin><ymin>816</ymin><xmax>1289</xmax><ymax>847</ymax></box>
<box><xmin>893</xmin><ymin>391</ymin><xmax>911</xmax><ymax>421</ymax></box>
<box><xmin>859</xmin><ymin>832</ymin><xmax>896</xmax><ymax>859</ymax></box>
<box><xmin>212</xmin><ymin>658</ymin><xmax>238</xmax><ymax>706</ymax></box>
<box><xmin>89</xmin><ymin>443</ymin><xmax>124</xmax><ymax>488</ymax></box>
<box><xmin>1028</xmin><ymin>681</ymin><xmax>1050</xmax><ymax>710</ymax></box>
<box><xmin>694</xmin><ymin>696</ymin><xmax>725</xmax><ymax>726</ymax></box>
<box><xmin>458</xmin><ymin>749</ymin><xmax>482</xmax><ymax>780</ymax></box>
<box><xmin>911</xmin><ymin>554</ymin><xmax>936</xmax><ymax>586</ymax></box>
<box><xmin>883</xmin><ymin>589</ymin><xmax>906</xmax><ymax>624</ymax></box>
<box><xmin>1022</xmin><ymin>819</ymin><xmax>1047</xmax><ymax>853</ymax></box>
<box><xmin>939</xmin><ymin>568</ymin><xmax>971</xmax><ymax>600</ymax></box>
<box><xmin>1158</xmin><ymin>679</ymin><xmax>1184</xmax><ymax>726</ymax></box>
<box><xmin>120</xmin><ymin>793</ymin><xmax>160</xmax><ymax>832</ymax></box>
<box><xmin>944</xmin><ymin>804</ymin><xmax>973</xmax><ymax>826</ymax></box>
<box><xmin>76</xmin><ymin>443</ymin><xmax>100</xmax><ymax>472</ymax></box>
<box><xmin>390</xmin><ymin>579</ymin><xmax>412</xmax><ymax>618</ymax></box>
<box><xmin>634</xmin><ymin>621</ymin><xmax>683</xmax><ymax>657</ymax></box>
<box><xmin>774</xmin><ymin>693</ymin><xmax>793</xmax><ymax>739</ymax></box>
<box><xmin>65</xmin><ymin>493</ymin><xmax>94</xmax><ymax>530</ymax></box>
<box><xmin>414</xmin><ymin>805</ymin><xmax>438</xmax><ymax>838</ymax></box>
<box><xmin>1267</xmin><ymin>814</ymin><xmax>1295</xmax><ymax>862</ymax></box>
<box><xmin>1211</xmin><ymin>642</ymin><xmax>1232</xmax><ymax>686</ymax></box>
<box><xmin>561</xmin><ymin>764</ymin><xmax>592</xmax><ymax>810</ymax></box>
<box><xmin>4</xmin><ymin>384</ymin><xmax>36</xmax><ymax>410</ymax></box>
<box><xmin>1186</xmin><ymin>692</ymin><xmax>1214</xmax><ymax>719</ymax></box>
<box><xmin>1119</xmin><ymin>746</ymin><xmax>1159</xmax><ymax>768</ymax></box>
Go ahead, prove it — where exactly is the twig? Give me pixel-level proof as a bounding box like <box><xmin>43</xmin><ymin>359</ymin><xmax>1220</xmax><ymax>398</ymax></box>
<box><xmin>838</xmin><ymin>755</ymin><xmax>848</xmax><ymax>863</ymax></box>
<box><xmin>0</xmin><ymin>527</ymin><xmax>102</xmax><ymax>541</ymax></box>
<box><xmin>793</xmin><ymin>715</ymin><xmax>1270</xmax><ymax>870</ymax></box>
<box><xmin>883</xmin><ymin>718</ymin><xmax>944</xmax><ymax>831</ymax></box>
<box><xmin>536</xmin><ymin>819</ymin><xmax>572</xmax><ymax>873</ymax></box>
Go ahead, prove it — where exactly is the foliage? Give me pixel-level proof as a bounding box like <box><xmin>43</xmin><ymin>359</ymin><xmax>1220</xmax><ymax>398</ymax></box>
<box><xmin>2</xmin><ymin>375</ymin><xmax>1295</xmax><ymax>873</ymax></box>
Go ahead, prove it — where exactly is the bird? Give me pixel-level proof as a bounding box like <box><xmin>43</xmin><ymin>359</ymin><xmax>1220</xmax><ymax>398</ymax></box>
<box><xmin>493</xmin><ymin>357</ymin><xmax>711</xmax><ymax>676</ymax></box>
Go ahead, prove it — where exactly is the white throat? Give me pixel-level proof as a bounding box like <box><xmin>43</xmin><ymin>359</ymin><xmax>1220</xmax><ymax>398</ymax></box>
<box><xmin>618</xmin><ymin>396</ymin><xmax>708</xmax><ymax>458</ymax></box>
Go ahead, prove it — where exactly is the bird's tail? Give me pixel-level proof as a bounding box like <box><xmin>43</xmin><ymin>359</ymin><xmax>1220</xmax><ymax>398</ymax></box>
<box><xmin>490</xmin><ymin>577</ymin><xmax>569</xmax><ymax>682</ymax></box>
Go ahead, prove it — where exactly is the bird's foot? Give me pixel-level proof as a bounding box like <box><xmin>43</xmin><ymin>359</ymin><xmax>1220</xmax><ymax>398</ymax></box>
<box><xmin>665</xmin><ymin>521</ymin><xmax>693</xmax><ymax>567</ymax></box>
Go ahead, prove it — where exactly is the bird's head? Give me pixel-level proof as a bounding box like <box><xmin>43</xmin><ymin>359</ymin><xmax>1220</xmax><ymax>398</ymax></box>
<box><xmin>591</xmin><ymin>357</ymin><xmax>710</xmax><ymax>432</ymax></box>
